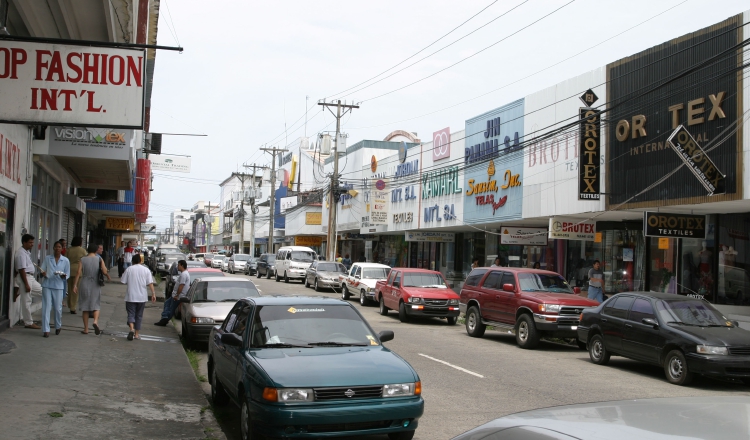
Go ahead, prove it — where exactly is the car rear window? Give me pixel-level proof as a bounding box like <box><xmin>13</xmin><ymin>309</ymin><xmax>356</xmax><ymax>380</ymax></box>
<box><xmin>481</xmin><ymin>271</ymin><xmax>502</xmax><ymax>290</ymax></box>
<box><xmin>192</xmin><ymin>281</ymin><xmax>259</xmax><ymax>302</ymax></box>
<box><xmin>465</xmin><ymin>269</ymin><xmax>488</xmax><ymax>287</ymax></box>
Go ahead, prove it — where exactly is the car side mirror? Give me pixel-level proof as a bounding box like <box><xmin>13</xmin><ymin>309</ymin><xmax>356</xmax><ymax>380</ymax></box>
<box><xmin>393</xmin><ymin>281</ymin><xmax>400</xmax><ymax>288</ymax></box>
<box><xmin>355</xmin><ymin>274</ymin><xmax>361</xmax><ymax>279</ymax></box>
<box><xmin>731</xmin><ymin>320</ymin><xmax>740</xmax><ymax>327</ymax></box>
<box><xmin>642</xmin><ymin>318</ymin><xmax>659</xmax><ymax>329</ymax></box>
<box><xmin>378</xmin><ymin>330</ymin><xmax>394</xmax><ymax>343</ymax></box>
<box><xmin>574</xmin><ymin>287</ymin><xmax>581</xmax><ymax>294</ymax></box>
<box><xmin>221</xmin><ymin>333</ymin><xmax>243</xmax><ymax>346</ymax></box>
<box><xmin>179</xmin><ymin>297</ymin><xmax>190</xmax><ymax>303</ymax></box>
<box><xmin>502</xmin><ymin>283</ymin><xmax>515</xmax><ymax>293</ymax></box>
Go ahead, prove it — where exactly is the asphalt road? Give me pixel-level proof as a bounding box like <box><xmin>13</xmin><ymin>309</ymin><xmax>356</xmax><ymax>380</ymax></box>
<box><xmin>177</xmin><ymin>269</ymin><xmax>750</xmax><ymax>440</ymax></box>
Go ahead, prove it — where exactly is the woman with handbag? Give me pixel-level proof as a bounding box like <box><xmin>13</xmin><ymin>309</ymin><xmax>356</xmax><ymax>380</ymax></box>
<box><xmin>40</xmin><ymin>241</ymin><xmax>70</xmax><ymax>337</ymax></box>
<box><xmin>73</xmin><ymin>243</ymin><xmax>110</xmax><ymax>335</ymax></box>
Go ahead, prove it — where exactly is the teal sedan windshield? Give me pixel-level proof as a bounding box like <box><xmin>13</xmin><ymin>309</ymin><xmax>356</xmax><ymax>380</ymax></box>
<box><xmin>250</xmin><ymin>305</ymin><xmax>377</xmax><ymax>347</ymax></box>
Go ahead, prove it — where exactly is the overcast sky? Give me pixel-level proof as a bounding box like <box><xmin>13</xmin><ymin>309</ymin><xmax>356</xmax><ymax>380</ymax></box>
<box><xmin>148</xmin><ymin>0</ymin><xmax>749</xmax><ymax>229</ymax></box>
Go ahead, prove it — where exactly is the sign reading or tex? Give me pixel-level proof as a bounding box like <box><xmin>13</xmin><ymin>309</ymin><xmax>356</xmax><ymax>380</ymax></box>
<box><xmin>106</xmin><ymin>217</ymin><xmax>134</xmax><ymax>231</ymax></box>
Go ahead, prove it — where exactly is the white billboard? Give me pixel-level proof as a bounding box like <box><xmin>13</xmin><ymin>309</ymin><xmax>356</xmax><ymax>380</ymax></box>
<box><xmin>548</xmin><ymin>216</ymin><xmax>596</xmax><ymax>241</ymax></box>
<box><xmin>49</xmin><ymin>127</ymin><xmax>132</xmax><ymax>161</ymax></box>
<box><xmin>150</xmin><ymin>154</ymin><xmax>191</xmax><ymax>173</ymax></box>
<box><xmin>280</xmin><ymin>196</ymin><xmax>298</xmax><ymax>213</ymax></box>
<box><xmin>0</xmin><ymin>41</ymin><xmax>146</xmax><ymax>128</ymax></box>
<box><xmin>500</xmin><ymin>227</ymin><xmax>548</xmax><ymax>245</ymax></box>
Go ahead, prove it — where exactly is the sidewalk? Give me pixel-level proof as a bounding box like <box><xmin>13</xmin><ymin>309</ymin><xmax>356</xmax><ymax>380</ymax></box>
<box><xmin>0</xmin><ymin>278</ymin><xmax>225</xmax><ymax>440</ymax></box>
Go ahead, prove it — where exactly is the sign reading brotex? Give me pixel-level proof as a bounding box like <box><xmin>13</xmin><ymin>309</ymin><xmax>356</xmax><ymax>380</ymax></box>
<box><xmin>643</xmin><ymin>212</ymin><xmax>706</xmax><ymax>238</ymax></box>
<box><xmin>548</xmin><ymin>216</ymin><xmax>596</xmax><ymax>241</ymax></box>
<box><xmin>0</xmin><ymin>41</ymin><xmax>146</xmax><ymax>128</ymax></box>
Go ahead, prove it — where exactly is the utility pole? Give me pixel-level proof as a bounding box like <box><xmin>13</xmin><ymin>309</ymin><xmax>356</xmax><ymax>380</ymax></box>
<box><xmin>318</xmin><ymin>99</ymin><xmax>359</xmax><ymax>261</ymax></box>
<box><xmin>231</xmin><ymin>172</ymin><xmax>252</xmax><ymax>254</ymax></box>
<box><xmin>261</xmin><ymin>145</ymin><xmax>288</xmax><ymax>255</ymax></box>
<box><xmin>243</xmin><ymin>164</ymin><xmax>266</xmax><ymax>257</ymax></box>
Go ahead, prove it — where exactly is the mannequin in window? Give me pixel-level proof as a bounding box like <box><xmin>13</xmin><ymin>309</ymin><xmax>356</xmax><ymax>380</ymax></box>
<box><xmin>698</xmin><ymin>241</ymin><xmax>712</xmax><ymax>274</ymax></box>
<box><xmin>725</xmin><ymin>246</ymin><xmax>737</xmax><ymax>267</ymax></box>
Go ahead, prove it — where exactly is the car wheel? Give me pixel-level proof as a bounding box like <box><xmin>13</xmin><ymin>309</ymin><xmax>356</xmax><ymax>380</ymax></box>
<box><xmin>398</xmin><ymin>302</ymin><xmax>409</xmax><ymax>323</ymax></box>
<box><xmin>515</xmin><ymin>314</ymin><xmax>540</xmax><ymax>349</ymax></box>
<box><xmin>360</xmin><ymin>290</ymin><xmax>369</xmax><ymax>306</ymax></box>
<box><xmin>379</xmin><ymin>296</ymin><xmax>389</xmax><ymax>315</ymax></box>
<box><xmin>257</xmin><ymin>270</ymin><xmax>261</xmax><ymax>279</ymax></box>
<box><xmin>446</xmin><ymin>316</ymin><xmax>457</xmax><ymax>325</ymax></box>
<box><xmin>174</xmin><ymin>303</ymin><xmax>182</xmax><ymax>320</ymax></box>
<box><xmin>588</xmin><ymin>334</ymin><xmax>610</xmax><ymax>365</ymax></box>
<box><xmin>240</xmin><ymin>393</ymin><xmax>256</xmax><ymax>440</ymax></box>
<box><xmin>664</xmin><ymin>349</ymin><xmax>693</xmax><ymax>385</ymax></box>
<box><xmin>304</xmin><ymin>277</ymin><xmax>310</xmax><ymax>288</ymax></box>
<box><xmin>284</xmin><ymin>272</ymin><xmax>289</xmax><ymax>283</ymax></box>
<box><xmin>275</xmin><ymin>271</ymin><xmax>280</xmax><ymax>282</ymax></box>
<box><xmin>342</xmin><ymin>285</ymin><xmax>350</xmax><ymax>300</ymax></box>
<box><xmin>315</xmin><ymin>279</ymin><xmax>321</xmax><ymax>292</ymax></box>
<box><xmin>267</xmin><ymin>269</ymin><xmax>272</xmax><ymax>279</ymax></box>
<box><xmin>388</xmin><ymin>431</ymin><xmax>415</xmax><ymax>440</ymax></box>
<box><xmin>577</xmin><ymin>340</ymin><xmax>587</xmax><ymax>350</ymax></box>
<box><xmin>465</xmin><ymin>306</ymin><xmax>486</xmax><ymax>337</ymax></box>
<box><xmin>210</xmin><ymin>367</ymin><xmax>229</xmax><ymax>406</ymax></box>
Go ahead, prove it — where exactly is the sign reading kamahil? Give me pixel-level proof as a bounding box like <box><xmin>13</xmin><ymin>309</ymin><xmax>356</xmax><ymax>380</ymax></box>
<box><xmin>548</xmin><ymin>216</ymin><xmax>596</xmax><ymax>240</ymax></box>
<box><xmin>501</xmin><ymin>227</ymin><xmax>548</xmax><ymax>245</ymax></box>
<box><xmin>305</xmin><ymin>212</ymin><xmax>321</xmax><ymax>225</ymax></box>
<box><xmin>405</xmin><ymin>231</ymin><xmax>455</xmax><ymax>242</ymax></box>
<box><xmin>643</xmin><ymin>212</ymin><xmax>706</xmax><ymax>238</ymax></box>
<box><xmin>0</xmin><ymin>41</ymin><xmax>146</xmax><ymax>128</ymax></box>
<box><xmin>106</xmin><ymin>217</ymin><xmax>134</xmax><ymax>231</ymax></box>
<box><xmin>295</xmin><ymin>236</ymin><xmax>323</xmax><ymax>247</ymax></box>
<box><xmin>666</xmin><ymin>125</ymin><xmax>725</xmax><ymax>195</ymax></box>
<box><xmin>150</xmin><ymin>154</ymin><xmax>191</xmax><ymax>173</ymax></box>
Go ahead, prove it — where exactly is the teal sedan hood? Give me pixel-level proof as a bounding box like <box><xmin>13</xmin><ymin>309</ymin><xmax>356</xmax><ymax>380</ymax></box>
<box><xmin>248</xmin><ymin>347</ymin><xmax>418</xmax><ymax>388</ymax></box>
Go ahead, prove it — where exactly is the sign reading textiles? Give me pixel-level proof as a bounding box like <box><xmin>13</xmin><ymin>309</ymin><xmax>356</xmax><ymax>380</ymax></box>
<box><xmin>295</xmin><ymin>236</ymin><xmax>323</xmax><ymax>247</ymax></box>
<box><xmin>501</xmin><ymin>227</ymin><xmax>548</xmax><ymax>245</ymax></box>
<box><xmin>578</xmin><ymin>108</ymin><xmax>601</xmax><ymax>200</ymax></box>
<box><xmin>0</xmin><ymin>41</ymin><xmax>146</xmax><ymax>128</ymax></box>
<box><xmin>106</xmin><ymin>217</ymin><xmax>134</xmax><ymax>231</ymax></box>
<box><xmin>644</xmin><ymin>212</ymin><xmax>706</xmax><ymax>238</ymax></box>
<box><xmin>548</xmin><ymin>216</ymin><xmax>596</xmax><ymax>241</ymax></box>
<box><xmin>305</xmin><ymin>212</ymin><xmax>321</xmax><ymax>225</ymax></box>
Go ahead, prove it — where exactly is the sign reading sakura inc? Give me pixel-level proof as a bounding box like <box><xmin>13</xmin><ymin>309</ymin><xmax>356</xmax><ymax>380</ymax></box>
<box><xmin>548</xmin><ymin>216</ymin><xmax>596</xmax><ymax>241</ymax></box>
<box><xmin>433</xmin><ymin>127</ymin><xmax>450</xmax><ymax>161</ymax></box>
<box><xmin>0</xmin><ymin>41</ymin><xmax>146</xmax><ymax>128</ymax></box>
<box><xmin>150</xmin><ymin>154</ymin><xmax>191</xmax><ymax>173</ymax></box>
<box><xmin>500</xmin><ymin>227</ymin><xmax>548</xmax><ymax>245</ymax></box>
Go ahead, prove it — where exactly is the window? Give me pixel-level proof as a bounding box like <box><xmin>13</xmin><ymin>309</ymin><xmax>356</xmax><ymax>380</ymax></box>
<box><xmin>501</xmin><ymin>272</ymin><xmax>516</xmax><ymax>289</ymax></box>
<box><xmin>609</xmin><ymin>296</ymin><xmax>635</xmax><ymax>319</ymax></box>
<box><xmin>193</xmin><ymin>281</ymin><xmax>258</xmax><ymax>302</ymax></box>
<box><xmin>317</xmin><ymin>263</ymin><xmax>346</xmax><ymax>273</ymax></box>
<box><xmin>629</xmin><ymin>298</ymin><xmax>655</xmax><ymax>323</ymax></box>
<box><xmin>465</xmin><ymin>269</ymin><xmax>488</xmax><ymax>287</ymax></box>
<box><xmin>309</xmin><ymin>261</ymin><xmax>317</xmax><ymax>270</ymax></box>
<box><xmin>353</xmin><ymin>266</ymin><xmax>361</xmax><ymax>277</ymax></box>
<box><xmin>232</xmin><ymin>305</ymin><xmax>252</xmax><ymax>338</ymax></box>
<box><xmin>363</xmin><ymin>268</ymin><xmax>389</xmax><ymax>279</ymax></box>
<box><xmin>222</xmin><ymin>303</ymin><xmax>243</xmax><ymax>333</ymax></box>
<box><xmin>517</xmin><ymin>273</ymin><xmax>574</xmax><ymax>293</ymax></box>
<box><xmin>386</xmin><ymin>270</ymin><xmax>396</xmax><ymax>285</ymax></box>
<box><xmin>482</xmin><ymin>271</ymin><xmax>502</xmax><ymax>290</ymax></box>
<box><xmin>393</xmin><ymin>272</ymin><xmax>401</xmax><ymax>288</ymax></box>
<box><xmin>403</xmin><ymin>273</ymin><xmax>446</xmax><ymax>288</ymax></box>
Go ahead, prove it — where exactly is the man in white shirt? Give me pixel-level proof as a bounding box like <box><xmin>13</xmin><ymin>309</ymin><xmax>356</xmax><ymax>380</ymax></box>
<box><xmin>120</xmin><ymin>254</ymin><xmax>156</xmax><ymax>341</ymax></box>
<box><xmin>15</xmin><ymin>234</ymin><xmax>42</xmax><ymax>329</ymax></box>
<box><xmin>154</xmin><ymin>260</ymin><xmax>189</xmax><ymax>326</ymax></box>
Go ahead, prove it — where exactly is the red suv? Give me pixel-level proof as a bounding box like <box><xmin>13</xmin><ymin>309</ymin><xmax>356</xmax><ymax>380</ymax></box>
<box><xmin>375</xmin><ymin>268</ymin><xmax>461</xmax><ymax>325</ymax></box>
<box><xmin>459</xmin><ymin>267</ymin><xmax>599</xmax><ymax>349</ymax></box>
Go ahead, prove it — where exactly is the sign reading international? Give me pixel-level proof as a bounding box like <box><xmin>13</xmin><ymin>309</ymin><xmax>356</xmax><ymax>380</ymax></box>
<box><xmin>500</xmin><ymin>227</ymin><xmax>548</xmax><ymax>245</ymax></box>
<box><xmin>548</xmin><ymin>216</ymin><xmax>596</xmax><ymax>241</ymax></box>
<box><xmin>666</xmin><ymin>125</ymin><xmax>725</xmax><ymax>195</ymax></box>
<box><xmin>0</xmin><ymin>41</ymin><xmax>146</xmax><ymax>128</ymax></box>
<box><xmin>106</xmin><ymin>217</ymin><xmax>134</xmax><ymax>231</ymax></box>
<box><xmin>579</xmin><ymin>108</ymin><xmax>601</xmax><ymax>200</ymax></box>
<box><xmin>644</xmin><ymin>212</ymin><xmax>706</xmax><ymax>238</ymax></box>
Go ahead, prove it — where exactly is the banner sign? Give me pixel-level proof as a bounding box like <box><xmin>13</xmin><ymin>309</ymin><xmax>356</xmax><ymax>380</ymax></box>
<box><xmin>370</xmin><ymin>190</ymin><xmax>388</xmax><ymax>224</ymax></box>
<box><xmin>666</xmin><ymin>125</ymin><xmax>725</xmax><ymax>195</ymax></box>
<box><xmin>0</xmin><ymin>41</ymin><xmax>146</xmax><ymax>128</ymax></box>
<box><xmin>500</xmin><ymin>227</ymin><xmax>548</xmax><ymax>245</ymax></box>
<box><xmin>579</xmin><ymin>108</ymin><xmax>601</xmax><ymax>200</ymax></box>
<box><xmin>150</xmin><ymin>154</ymin><xmax>191</xmax><ymax>173</ymax></box>
<box><xmin>106</xmin><ymin>217</ymin><xmax>134</xmax><ymax>231</ymax></box>
<box><xmin>295</xmin><ymin>236</ymin><xmax>323</xmax><ymax>247</ymax></box>
<box><xmin>49</xmin><ymin>126</ymin><xmax>131</xmax><ymax>161</ymax></box>
<box><xmin>548</xmin><ymin>216</ymin><xmax>596</xmax><ymax>241</ymax></box>
<box><xmin>644</xmin><ymin>212</ymin><xmax>706</xmax><ymax>238</ymax></box>
<box><xmin>305</xmin><ymin>212</ymin><xmax>321</xmax><ymax>225</ymax></box>
<box><xmin>405</xmin><ymin>231</ymin><xmax>455</xmax><ymax>242</ymax></box>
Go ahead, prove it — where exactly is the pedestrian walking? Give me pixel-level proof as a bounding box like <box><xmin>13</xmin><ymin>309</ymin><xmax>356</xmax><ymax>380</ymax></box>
<box><xmin>73</xmin><ymin>243</ymin><xmax>111</xmax><ymax>335</ymax></box>
<box><xmin>123</xmin><ymin>241</ymin><xmax>135</xmax><ymax>271</ymax></box>
<box><xmin>587</xmin><ymin>260</ymin><xmax>605</xmax><ymax>303</ymax></box>
<box><xmin>65</xmin><ymin>236</ymin><xmax>87</xmax><ymax>315</ymax></box>
<box><xmin>154</xmin><ymin>260</ymin><xmax>189</xmax><ymax>326</ymax></box>
<box><xmin>40</xmin><ymin>241</ymin><xmax>70</xmax><ymax>337</ymax></box>
<box><xmin>343</xmin><ymin>254</ymin><xmax>352</xmax><ymax>270</ymax></box>
<box><xmin>116</xmin><ymin>241</ymin><xmax>125</xmax><ymax>277</ymax></box>
<box><xmin>120</xmin><ymin>254</ymin><xmax>156</xmax><ymax>341</ymax></box>
<box><xmin>14</xmin><ymin>234</ymin><xmax>42</xmax><ymax>329</ymax></box>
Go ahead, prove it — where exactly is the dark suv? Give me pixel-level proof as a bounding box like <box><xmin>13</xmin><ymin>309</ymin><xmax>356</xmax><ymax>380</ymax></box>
<box><xmin>255</xmin><ymin>253</ymin><xmax>276</xmax><ymax>279</ymax></box>
<box><xmin>459</xmin><ymin>268</ymin><xmax>599</xmax><ymax>349</ymax></box>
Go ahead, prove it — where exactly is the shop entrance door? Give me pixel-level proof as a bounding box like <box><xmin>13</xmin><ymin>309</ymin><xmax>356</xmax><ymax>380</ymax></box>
<box><xmin>0</xmin><ymin>195</ymin><xmax>15</xmax><ymax>328</ymax></box>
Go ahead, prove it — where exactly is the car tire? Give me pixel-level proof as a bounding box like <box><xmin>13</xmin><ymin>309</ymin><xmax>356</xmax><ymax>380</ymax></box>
<box><xmin>588</xmin><ymin>334</ymin><xmax>610</xmax><ymax>365</ymax></box>
<box><xmin>379</xmin><ymin>296</ymin><xmax>389</xmax><ymax>316</ymax></box>
<box><xmin>275</xmin><ymin>271</ymin><xmax>280</xmax><ymax>282</ymax></box>
<box><xmin>515</xmin><ymin>314</ymin><xmax>540</xmax><ymax>349</ymax></box>
<box><xmin>240</xmin><ymin>393</ymin><xmax>255</xmax><ymax>440</ymax></box>
<box><xmin>257</xmin><ymin>270</ymin><xmax>261</xmax><ymax>279</ymax></box>
<box><xmin>304</xmin><ymin>277</ymin><xmax>310</xmax><ymax>288</ymax></box>
<box><xmin>174</xmin><ymin>303</ymin><xmax>182</xmax><ymax>320</ymax></box>
<box><xmin>465</xmin><ymin>306</ymin><xmax>486</xmax><ymax>337</ymax></box>
<box><xmin>388</xmin><ymin>432</ymin><xmax>415</xmax><ymax>440</ymax></box>
<box><xmin>342</xmin><ymin>285</ymin><xmax>350</xmax><ymax>300</ymax></box>
<box><xmin>267</xmin><ymin>270</ymin><xmax>271</xmax><ymax>279</ymax></box>
<box><xmin>577</xmin><ymin>340</ymin><xmax>587</xmax><ymax>350</ymax></box>
<box><xmin>446</xmin><ymin>316</ymin><xmax>457</xmax><ymax>325</ymax></box>
<box><xmin>398</xmin><ymin>302</ymin><xmax>409</xmax><ymax>323</ymax></box>
<box><xmin>284</xmin><ymin>272</ymin><xmax>289</xmax><ymax>283</ymax></box>
<box><xmin>210</xmin><ymin>368</ymin><xmax>229</xmax><ymax>406</ymax></box>
<box><xmin>315</xmin><ymin>279</ymin><xmax>321</xmax><ymax>291</ymax></box>
<box><xmin>360</xmin><ymin>290</ymin><xmax>369</xmax><ymax>306</ymax></box>
<box><xmin>664</xmin><ymin>349</ymin><xmax>693</xmax><ymax>385</ymax></box>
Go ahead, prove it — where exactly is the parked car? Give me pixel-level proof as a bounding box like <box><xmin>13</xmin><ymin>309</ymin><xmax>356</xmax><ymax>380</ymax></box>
<box><xmin>203</xmin><ymin>253</ymin><xmax>215</xmax><ymax>267</ymax></box>
<box><xmin>275</xmin><ymin>246</ymin><xmax>317</xmax><ymax>283</ymax></box>
<box><xmin>375</xmin><ymin>268</ymin><xmax>460</xmax><ymax>325</ymax></box>
<box><xmin>578</xmin><ymin>291</ymin><xmax>748</xmax><ymax>385</ymax></box>
<box><xmin>221</xmin><ymin>257</ymin><xmax>231</xmax><ymax>272</ymax></box>
<box><xmin>453</xmin><ymin>396</ymin><xmax>750</xmax><ymax>440</ymax></box>
<box><xmin>243</xmin><ymin>257</ymin><xmax>258</xmax><ymax>276</ymax></box>
<box><xmin>179</xmin><ymin>277</ymin><xmax>259</xmax><ymax>346</ymax></box>
<box><xmin>227</xmin><ymin>254</ymin><xmax>251</xmax><ymax>274</ymax></box>
<box><xmin>255</xmin><ymin>253</ymin><xmax>276</xmax><ymax>279</ymax></box>
<box><xmin>341</xmin><ymin>262</ymin><xmax>391</xmax><ymax>306</ymax></box>
<box><xmin>460</xmin><ymin>267</ymin><xmax>598</xmax><ymax>349</ymax></box>
<box><xmin>211</xmin><ymin>255</ymin><xmax>226</xmax><ymax>269</ymax></box>
<box><xmin>304</xmin><ymin>261</ymin><xmax>347</xmax><ymax>291</ymax></box>
<box><xmin>158</xmin><ymin>253</ymin><xmax>184</xmax><ymax>274</ymax></box>
<box><xmin>194</xmin><ymin>253</ymin><xmax>205</xmax><ymax>262</ymax></box>
<box><xmin>207</xmin><ymin>296</ymin><xmax>424</xmax><ymax>439</ymax></box>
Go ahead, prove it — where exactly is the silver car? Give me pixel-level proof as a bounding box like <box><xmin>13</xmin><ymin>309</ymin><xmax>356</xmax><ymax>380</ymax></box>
<box><xmin>211</xmin><ymin>255</ymin><xmax>226</xmax><ymax>269</ymax></box>
<box><xmin>179</xmin><ymin>276</ymin><xmax>260</xmax><ymax>346</ymax></box>
<box><xmin>227</xmin><ymin>254</ymin><xmax>251</xmax><ymax>274</ymax></box>
<box><xmin>304</xmin><ymin>261</ymin><xmax>347</xmax><ymax>291</ymax></box>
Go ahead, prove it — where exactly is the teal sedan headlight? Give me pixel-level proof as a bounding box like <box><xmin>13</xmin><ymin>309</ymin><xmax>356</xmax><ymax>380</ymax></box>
<box><xmin>696</xmin><ymin>345</ymin><xmax>728</xmax><ymax>355</ymax></box>
<box><xmin>278</xmin><ymin>388</ymin><xmax>314</xmax><ymax>402</ymax></box>
<box><xmin>383</xmin><ymin>382</ymin><xmax>417</xmax><ymax>397</ymax></box>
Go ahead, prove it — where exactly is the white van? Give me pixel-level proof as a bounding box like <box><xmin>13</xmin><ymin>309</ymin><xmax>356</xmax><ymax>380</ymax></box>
<box><xmin>275</xmin><ymin>246</ymin><xmax>317</xmax><ymax>283</ymax></box>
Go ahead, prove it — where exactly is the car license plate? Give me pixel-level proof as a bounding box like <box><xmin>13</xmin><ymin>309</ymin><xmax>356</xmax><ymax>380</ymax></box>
<box><xmin>570</xmin><ymin>326</ymin><xmax>578</xmax><ymax>330</ymax></box>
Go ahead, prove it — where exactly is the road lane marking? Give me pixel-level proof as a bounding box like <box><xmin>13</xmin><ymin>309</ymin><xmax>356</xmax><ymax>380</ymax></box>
<box><xmin>418</xmin><ymin>353</ymin><xmax>484</xmax><ymax>378</ymax></box>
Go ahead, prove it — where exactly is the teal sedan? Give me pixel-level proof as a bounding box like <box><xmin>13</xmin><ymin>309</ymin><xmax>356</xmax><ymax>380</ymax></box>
<box><xmin>208</xmin><ymin>296</ymin><xmax>424</xmax><ymax>439</ymax></box>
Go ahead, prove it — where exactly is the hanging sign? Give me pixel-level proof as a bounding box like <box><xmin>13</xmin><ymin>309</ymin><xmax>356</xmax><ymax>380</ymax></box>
<box><xmin>644</xmin><ymin>212</ymin><xmax>706</xmax><ymax>238</ymax></box>
<box><xmin>150</xmin><ymin>154</ymin><xmax>191</xmax><ymax>173</ymax></box>
<box><xmin>578</xmin><ymin>108</ymin><xmax>601</xmax><ymax>200</ymax></box>
<box><xmin>548</xmin><ymin>216</ymin><xmax>596</xmax><ymax>240</ymax></box>
<box><xmin>501</xmin><ymin>227</ymin><xmax>548</xmax><ymax>245</ymax></box>
<box><xmin>405</xmin><ymin>231</ymin><xmax>455</xmax><ymax>242</ymax></box>
<box><xmin>106</xmin><ymin>217</ymin><xmax>134</xmax><ymax>231</ymax></box>
<box><xmin>295</xmin><ymin>236</ymin><xmax>323</xmax><ymax>247</ymax></box>
<box><xmin>666</xmin><ymin>125</ymin><xmax>725</xmax><ymax>195</ymax></box>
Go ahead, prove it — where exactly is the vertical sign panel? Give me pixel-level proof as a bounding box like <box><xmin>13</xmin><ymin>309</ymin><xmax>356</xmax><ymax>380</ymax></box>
<box><xmin>579</xmin><ymin>108</ymin><xmax>601</xmax><ymax>200</ymax></box>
